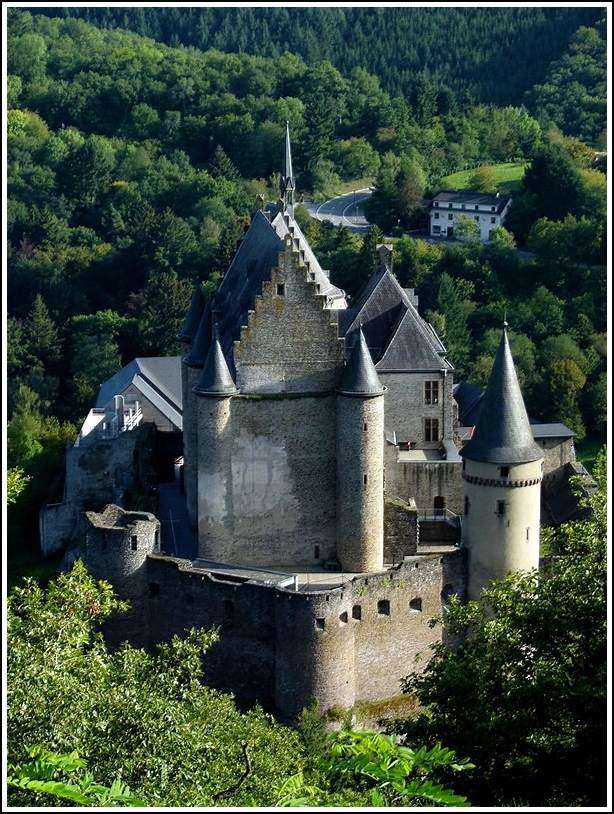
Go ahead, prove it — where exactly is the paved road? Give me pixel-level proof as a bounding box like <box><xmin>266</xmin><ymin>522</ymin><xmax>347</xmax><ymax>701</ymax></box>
<box><xmin>302</xmin><ymin>188</ymin><xmax>373</xmax><ymax>235</ymax></box>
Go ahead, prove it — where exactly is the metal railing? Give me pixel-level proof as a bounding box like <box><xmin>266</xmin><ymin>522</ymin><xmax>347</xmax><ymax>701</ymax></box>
<box><xmin>416</xmin><ymin>507</ymin><xmax>461</xmax><ymax>527</ymax></box>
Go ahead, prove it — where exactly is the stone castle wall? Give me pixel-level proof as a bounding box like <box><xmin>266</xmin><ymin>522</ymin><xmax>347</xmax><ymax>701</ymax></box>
<box><xmin>105</xmin><ymin>548</ymin><xmax>467</xmax><ymax>717</ymax></box>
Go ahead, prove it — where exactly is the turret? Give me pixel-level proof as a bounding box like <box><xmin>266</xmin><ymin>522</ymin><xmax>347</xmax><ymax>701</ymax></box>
<box><xmin>460</xmin><ymin>323</ymin><xmax>543</xmax><ymax>600</ymax></box>
<box><xmin>194</xmin><ymin>323</ymin><xmax>237</xmax><ymax>559</ymax></box>
<box><xmin>336</xmin><ymin>327</ymin><xmax>386</xmax><ymax>572</ymax></box>
<box><xmin>182</xmin><ymin>307</ymin><xmax>212</xmax><ymax>529</ymax></box>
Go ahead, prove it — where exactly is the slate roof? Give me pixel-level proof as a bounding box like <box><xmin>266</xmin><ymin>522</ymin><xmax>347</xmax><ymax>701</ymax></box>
<box><xmin>188</xmin><ymin>208</ymin><xmax>346</xmax><ymax>376</ymax></box>
<box><xmin>94</xmin><ymin>357</ymin><xmax>182</xmax><ymax>430</ymax></box>
<box><xmin>194</xmin><ymin>329</ymin><xmax>238</xmax><ymax>396</ymax></box>
<box><xmin>459</xmin><ymin>328</ymin><xmax>543</xmax><ymax>464</ymax></box>
<box><xmin>430</xmin><ymin>190</ymin><xmax>512</xmax><ymax>213</ymax></box>
<box><xmin>337</xmin><ymin>327</ymin><xmax>386</xmax><ymax>397</ymax></box>
<box><xmin>339</xmin><ymin>267</ymin><xmax>453</xmax><ymax>373</ymax></box>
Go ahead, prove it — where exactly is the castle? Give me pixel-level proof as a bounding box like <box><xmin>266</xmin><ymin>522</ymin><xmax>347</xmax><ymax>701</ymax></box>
<box><xmin>41</xmin><ymin>128</ymin><xmax>583</xmax><ymax>717</ymax></box>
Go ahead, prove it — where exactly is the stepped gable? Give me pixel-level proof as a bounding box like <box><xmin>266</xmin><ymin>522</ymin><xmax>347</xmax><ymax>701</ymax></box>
<box><xmin>340</xmin><ymin>267</ymin><xmax>452</xmax><ymax>372</ymax></box>
<box><xmin>460</xmin><ymin>325</ymin><xmax>543</xmax><ymax>464</ymax></box>
<box><xmin>210</xmin><ymin>209</ymin><xmax>284</xmax><ymax>368</ymax></box>
<box><xmin>270</xmin><ymin>210</ymin><xmax>346</xmax><ymax>307</ymax></box>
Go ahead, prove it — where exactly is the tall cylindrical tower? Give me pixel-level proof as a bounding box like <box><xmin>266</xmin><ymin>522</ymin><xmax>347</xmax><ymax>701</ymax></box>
<box><xmin>194</xmin><ymin>325</ymin><xmax>237</xmax><ymax>559</ymax></box>
<box><xmin>460</xmin><ymin>324</ymin><xmax>543</xmax><ymax>600</ymax></box>
<box><xmin>336</xmin><ymin>328</ymin><xmax>386</xmax><ymax>573</ymax></box>
<box><xmin>183</xmin><ymin>308</ymin><xmax>212</xmax><ymax>530</ymax></box>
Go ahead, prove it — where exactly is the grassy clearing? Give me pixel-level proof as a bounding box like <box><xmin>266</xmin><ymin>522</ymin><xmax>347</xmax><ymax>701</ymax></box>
<box><xmin>574</xmin><ymin>440</ymin><xmax>605</xmax><ymax>475</ymax></box>
<box><xmin>439</xmin><ymin>162</ymin><xmax>527</xmax><ymax>193</ymax></box>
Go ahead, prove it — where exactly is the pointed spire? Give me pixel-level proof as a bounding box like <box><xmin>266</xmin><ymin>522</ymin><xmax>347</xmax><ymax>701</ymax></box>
<box><xmin>184</xmin><ymin>308</ymin><xmax>212</xmax><ymax>368</ymax></box>
<box><xmin>460</xmin><ymin>323</ymin><xmax>542</xmax><ymax>463</ymax></box>
<box><xmin>279</xmin><ymin>121</ymin><xmax>295</xmax><ymax>209</ymax></box>
<box><xmin>337</xmin><ymin>327</ymin><xmax>386</xmax><ymax>397</ymax></box>
<box><xmin>177</xmin><ymin>284</ymin><xmax>206</xmax><ymax>343</ymax></box>
<box><xmin>194</xmin><ymin>322</ymin><xmax>237</xmax><ymax>396</ymax></box>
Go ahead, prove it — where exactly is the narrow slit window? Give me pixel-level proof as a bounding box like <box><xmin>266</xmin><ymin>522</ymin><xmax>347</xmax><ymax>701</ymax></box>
<box><xmin>131</xmin><ymin>535</ymin><xmax>137</xmax><ymax>551</ymax></box>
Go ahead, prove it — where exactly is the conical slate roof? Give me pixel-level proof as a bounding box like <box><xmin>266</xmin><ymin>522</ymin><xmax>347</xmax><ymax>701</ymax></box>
<box><xmin>194</xmin><ymin>327</ymin><xmax>237</xmax><ymax>396</ymax></box>
<box><xmin>337</xmin><ymin>327</ymin><xmax>386</xmax><ymax>397</ymax></box>
<box><xmin>460</xmin><ymin>326</ymin><xmax>542</xmax><ymax>464</ymax></box>
<box><xmin>184</xmin><ymin>307</ymin><xmax>212</xmax><ymax>368</ymax></box>
<box><xmin>177</xmin><ymin>284</ymin><xmax>206</xmax><ymax>343</ymax></box>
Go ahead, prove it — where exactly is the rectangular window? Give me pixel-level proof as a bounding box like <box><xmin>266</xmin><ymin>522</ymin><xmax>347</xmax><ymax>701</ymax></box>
<box><xmin>434</xmin><ymin>212</ymin><xmax>439</xmax><ymax>219</ymax></box>
<box><xmin>474</xmin><ymin>205</ymin><xmax>479</xmax><ymax>210</ymax></box>
<box><xmin>490</xmin><ymin>216</ymin><xmax>496</xmax><ymax>223</ymax></box>
<box><xmin>131</xmin><ymin>535</ymin><xmax>137</xmax><ymax>551</ymax></box>
<box><xmin>464</xmin><ymin>496</ymin><xmax>469</xmax><ymax>515</ymax></box>
<box><xmin>276</xmin><ymin>283</ymin><xmax>285</xmax><ymax>296</ymax></box>
<box><xmin>448</xmin><ymin>214</ymin><xmax>453</xmax><ymax>220</ymax></box>
<box><xmin>424</xmin><ymin>380</ymin><xmax>439</xmax><ymax>405</ymax></box>
<box><xmin>424</xmin><ymin>418</ymin><xmax>439</xmax><ymax>442</ymax></box>
<box><xmin>448</xmin><ymin>203</ymin><xmax>453</xmax><ymax>209</ymax></box>
<box><xmin>434</xmin><ymin>201</ymin><xmax>439</xmax><ymax>207</ymax></box>
<box><xmin>491</xmin><ymin>206</ymin><xmax>496</xmax><ymax>212</ymax></box>
<box><xmin>500</xmin><ymin>466</ymin><xmax>509</xmax><ymax>477</ymax></box>
<box><xmin>474</xmin><ymin>215</ymin><xmax>479</xmax><ymax>221</ymax></box>
<box><xmin>496</xmin><ymin>500</ymin><xmax>506</xmax><ymax>515</ymax></box>
<box><xmin>461</xmin><ymin>203</ymin><xmax>466</xmax><ymax>210</ymax></box>
<box><xmin>377</xmin><ymin>599</ymin><xmax>390</xmax><ymax>616</ymax></box>
<box><xmin>432</xmin><ymin>225</ymin><xmax>441</xmax><ymax>234</ymax></box>
<box><xmin>363</xmin><ymin>474</ymin><xmax>368</xmax><ymax>485</ymax></box>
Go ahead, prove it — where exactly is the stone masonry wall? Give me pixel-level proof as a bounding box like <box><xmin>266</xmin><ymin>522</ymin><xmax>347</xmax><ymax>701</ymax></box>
<box><xmin>132</xmin><ymin>549</ymin><xmax>467</xmax><ymax>717</ymax></box>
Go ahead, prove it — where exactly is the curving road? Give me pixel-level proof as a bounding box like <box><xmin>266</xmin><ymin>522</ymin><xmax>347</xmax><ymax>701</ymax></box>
<box><xmin>301</xmin><ymin>188</ymin><xmax>373</xmax><ymax>235</ymax></box>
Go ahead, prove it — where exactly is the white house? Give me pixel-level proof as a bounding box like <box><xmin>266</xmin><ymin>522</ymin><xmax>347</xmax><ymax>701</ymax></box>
<box><xmin>429</xmin><ymin>190</ymin><xmax>512</xmax><ymax>241</ymax></box>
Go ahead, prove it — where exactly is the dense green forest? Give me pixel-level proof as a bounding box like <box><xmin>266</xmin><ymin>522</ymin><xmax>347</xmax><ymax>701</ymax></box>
<box><xmin>5</xmin><ymin>8</ymin><xmax>607</xmax><ymax>554</ymax></box>
<box><xmin>4</xmin><ymin>8</ymin><xmax>609</xmax><ymax>809</ymax></box>
<box><xmin>23</xmin><ymin>5</ymin><xmax>604</xmax><ymax>115</ymax></box>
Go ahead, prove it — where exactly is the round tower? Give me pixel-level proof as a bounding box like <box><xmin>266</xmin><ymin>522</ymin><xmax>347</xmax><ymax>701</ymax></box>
<box><xmin>336</xmin><ymin>327</ymin><xmax>386</xmax><ymax>573</ymax></box>
<box><xmin>194</xmin><ymin>324</ymin><xmax>237</xmax><ymax>560</ymax></box>
<box><xmin>182</xmin><ymin>307</ymin><xmax>212</xmax><ymax>530</ymax></box>
<box><xmin>460</xmin><ymin>324</ymin><xmax>543</xmax><ymax>600</ymax></box>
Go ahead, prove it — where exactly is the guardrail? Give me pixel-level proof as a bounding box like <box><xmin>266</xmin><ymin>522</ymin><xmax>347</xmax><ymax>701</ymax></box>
<box><xmin>416</xmin><ymin>508</ymin><xmax>461</xmax><ymax>527</ymax></box>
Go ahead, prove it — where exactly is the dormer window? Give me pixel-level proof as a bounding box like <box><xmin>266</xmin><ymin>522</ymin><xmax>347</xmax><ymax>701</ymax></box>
<box><xmin>474</xmin><ymin>205</ymin><xmax>479</xmax><ymax>210</ymax></box>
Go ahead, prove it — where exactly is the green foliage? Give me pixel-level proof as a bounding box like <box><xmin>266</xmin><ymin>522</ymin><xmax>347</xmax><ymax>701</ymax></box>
<box><xmin>325</xmin><ymin>730</ymin><xmax>473</xmax><ymax>806</ymax></box>
<box><xmin>6</xmin><ymin>467</ymin><xmax>32</xmax><ymax>505</ymax></box>
<box><xmin>395</xmin><ymin>449</ymin><xmax>607</xmax><ymax>806</ymax></box>
<box><xmin>7</xmin><ymin>745</ymin><xmax>145</xmax><ymax>807</ymax></box>
<box><xmin>6</xmin><ymin>561</ymin><xmax>308</xmax><ymax>807</ymax></box>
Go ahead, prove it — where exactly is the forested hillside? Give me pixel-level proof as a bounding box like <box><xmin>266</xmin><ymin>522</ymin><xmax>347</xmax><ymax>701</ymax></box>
<box><xmin>6</xmin><ymin>8</ymin><xmax>607</xmax><ymax>555</ymax></box>
<box><xmin>24</xmin><ymin>5</ymin><xmax>603</xmax><ymax>113</ymax></box>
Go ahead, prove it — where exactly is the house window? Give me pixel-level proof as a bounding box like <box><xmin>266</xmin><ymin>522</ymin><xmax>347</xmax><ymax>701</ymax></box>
<box><xmin>474</xmin><ymin>205</ymin><xmax>479</xmax><ymax>210</ymax></box>
<box><xmin>491</xmin><ymin>206</ymin><xmax>496</xmax><ymax>211</ymax></box>
<box><xmin>496</xmin><ymin>500</ymin><xmax>506</xmax><ymax>515</ymax></box>
<box><xmin>432</xmin><ymin>225</ymin><xmax>440</xmax><ymax>235</ymax></box>
<box><xmin>448</xmin><ymin>214</ymin><xmax>453</xmax><ymax>220</ymax></box>
<box><xmin>377</xmin><ymin>600</ymin><xmax>390</xmax><ymax>616</ymax></box>
<box><xmin>461</xmin><ymin>203</ymin><xmax>466</xmax><ymax>210</ymax></box>
<box><xmin>424</xmin><ymin>418</ymin><xmax>439</xmax><ymax>442</ymax></box>
<box><xmin>424</xmin><ymin>380</ymin><xmax>439</xmax><ymax>405</ymax></box>
<box><xmin>434</xmin><ymin>201</ymin><xmax>439</xmax><ymax>207</ymax></box>
<box><xmin>276</xmin><ymin>283</ymin><xmax>285</xmax><ymax>296</ymax></box>
<box><xmin>434</xmin><ymin>212</ymin><xmax>439</xmax><ymax>219</ymax></box>
<box><xmin>448</xmin><ymin>203</ymin><xmax>453</xmax><ymax>209</ymax></box>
